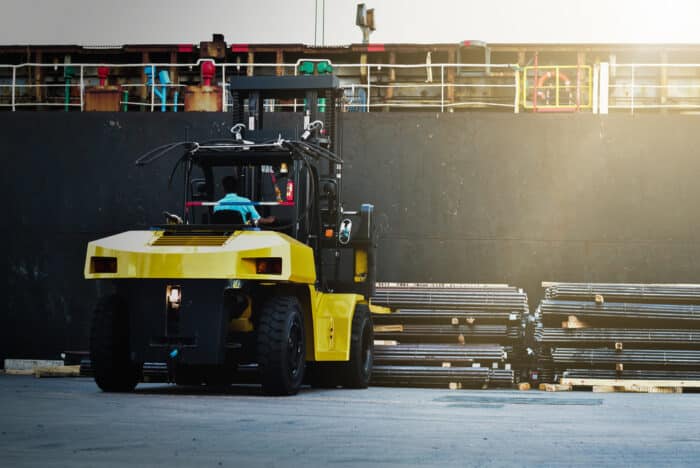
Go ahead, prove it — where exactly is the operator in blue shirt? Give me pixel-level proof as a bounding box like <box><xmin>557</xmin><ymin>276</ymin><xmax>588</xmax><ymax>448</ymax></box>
<box><xmin>214</xmin><ymin>175</ymin><xmax>276</xmax><ymax>226</ymax></box>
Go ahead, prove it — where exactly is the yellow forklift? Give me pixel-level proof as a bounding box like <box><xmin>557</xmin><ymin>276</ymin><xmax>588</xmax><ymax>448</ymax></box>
<box><xmin>84</xmin><ymin>75</ymin><xmax>381</xmax><ymax>395</ymax></box>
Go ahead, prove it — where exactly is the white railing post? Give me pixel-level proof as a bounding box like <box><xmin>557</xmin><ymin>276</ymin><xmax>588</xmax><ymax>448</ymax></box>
<box><xmin>221</xmin><ymin>63</ymin><xmax>227</xmax><ymax>111</ymax></box>
<box><xmin>440</xmin><ymin>65</ymin><xmax>445</xmax><ymax>112</ymax></box>
<box><xmin>79</xmin><ymin>65</ymin><xmax>84</xmax><ymax>111</ymax></box>
<box><xmin>630</xmin><ymin>65</ymin><xmax>635</xmax><ymax>114</ymax></box>
<box><xmin>599</xmin><ymin>62</ymin><xmax>609</xmax><ymax>114</ymax></box>
<box><xmin>11</xmin><ymin>66</ymin><xmax>16</xmax><ymax>111</ymax></box>
<box><xmin>366</xmin><ymin>64</ymin><xmax>371</xmax><ymax>112</ymax></box>
<box><xmin>592</xmin><ymin>63</ymin><xmax>599</xmax><ymax>114</ymax></box>
<box><xmin>513</xmin><ymin>67</ymin><xmax>520</xmax><ymax>114</ymax></box>
<box><xmin>150</xmin><ymin>65</ymin><xmax>155</xmax><ymax>112</ymax></box>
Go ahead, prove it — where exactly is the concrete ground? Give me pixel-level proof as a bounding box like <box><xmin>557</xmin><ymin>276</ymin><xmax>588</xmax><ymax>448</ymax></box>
<box><xmin>1</xmin><ymin>375</ymin><xmax>700</xmax><ymax>467</ymax></box>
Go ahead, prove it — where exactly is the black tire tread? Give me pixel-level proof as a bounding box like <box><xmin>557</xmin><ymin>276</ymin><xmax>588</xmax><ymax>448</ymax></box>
<box><xmin>257</xmin><ymin>296</ymin><xmax>305</xmax><ymax>395</ymax></box>
<box><xmin>89</xmin><ymin>295</ymin><xmax>139</xmax><ymax>392</ymax></box>
<box><xmin>344</xmin><ymin>304</ymin><xmax>374</xmax><ymax>388</ymax></box>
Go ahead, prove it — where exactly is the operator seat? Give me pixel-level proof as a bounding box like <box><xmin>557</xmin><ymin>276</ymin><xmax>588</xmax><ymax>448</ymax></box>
<box><xmin>211</xmin><ymin>210</ymin><xmax>246</xmax><ymax>224</ymax></box>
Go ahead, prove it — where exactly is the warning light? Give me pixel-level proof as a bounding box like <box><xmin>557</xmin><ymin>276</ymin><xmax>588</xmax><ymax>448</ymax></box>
<box><xmin>256</xmin><ymin>258</ymin><xmax>282</xmax><ymax>275</ymax></box>
<box><xmin>324</xmin><ymin>229</ymin><xmax>334</xmax><ymax>238</ymax></box>
<box><xmin>286</xmin><ymin>180</ymin><xmax>295</xmax><ymax>202</ymax></box>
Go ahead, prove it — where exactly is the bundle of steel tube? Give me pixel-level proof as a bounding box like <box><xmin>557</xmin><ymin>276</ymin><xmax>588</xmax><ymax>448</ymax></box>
<box><xmin>535</xmin><ymin>328</ymin><xmax>700</xmax><ymax>345</ymax></box>
<box><xmin>375</xmin><ymin>343</ymin><xmax>507</xmax><ymax>364</ymax></box>
<box><xmin>370</xmin><ymin>365</ymin><xmax>513</xmax><ymax>388</ymax></box>
<box><xmin>372</xmin><ymin>283</ymin><xmax>528</xmax><ymax>311</ymax></box>
<box><xmin>539</xmin><ymin>299</ymin><xmax>700</xmax><ymax>323</ymax></box>
<box><xmin>369</xmin><ymin>283</ymin><xmax>527</xmax><ymax>389</ymax></box>
<box><xmin>544</xmin><ymin>282</ymin><xmax>700</xmax><ymax>303</ymax></box>
<box><xmin>375</xmin><ymin>324</ymin><xmax>521</xmax><ymax>342</ymax></box>
<box><xmin>534</xmin><ymin>282</ymin><xmax>700</xmax><ymax>384</ymax></box>
<box><xmin>551</xmin><ymin>347</ymin><xmax>700</xmax><ymax>367</ymax></box>
<box><xmin>373</xmin><ymin>308</ymin><xmax>522</xmax><ymax>323</ymax></box>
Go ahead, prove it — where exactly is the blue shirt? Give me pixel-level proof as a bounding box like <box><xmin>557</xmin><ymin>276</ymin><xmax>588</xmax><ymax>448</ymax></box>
<box><xmin>213</xmin><ymin>193</ymin><xmax>261</xmax><ymax>222</ymax></box>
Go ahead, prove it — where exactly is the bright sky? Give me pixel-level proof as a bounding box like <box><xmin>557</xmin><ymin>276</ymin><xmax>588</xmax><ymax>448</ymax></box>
<box><xmin>2</xmin><ymin>0</ymin><xmax>700</xmax><ymax>45</ymax></box>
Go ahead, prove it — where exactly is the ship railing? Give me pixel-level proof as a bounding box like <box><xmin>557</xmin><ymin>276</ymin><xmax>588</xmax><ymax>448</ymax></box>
<box><xmin>0</xmin><ymin>60</ymin><xmax>520</xmax><ymax>113</ymax></box>
<box><xmin>6</xmin><ymin>60</ymin><xmax>700</xmax><ymax>114</ymax></box>
<box><xmin>602</xmin><ymin>63</ymin><xmax>700</xmax><ymax>114</ymax></box>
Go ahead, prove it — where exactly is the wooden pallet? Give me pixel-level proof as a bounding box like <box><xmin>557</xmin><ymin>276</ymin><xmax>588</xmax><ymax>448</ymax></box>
<box><xmin>559</xmin><ymin>377</ymin><xmax>700</xmax><ymax>393</ymax></box>
<box><xmin>33</xmin><ymin>365</ymin><xmax>81</xmax><ymax>378</ymax></box>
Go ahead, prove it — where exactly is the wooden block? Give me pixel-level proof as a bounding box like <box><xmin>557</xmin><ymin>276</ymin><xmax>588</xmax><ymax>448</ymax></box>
<box><xmin>441</xmin><ymin>362</ymin><xmax>451</xmax><ymax>368</ymax></box>
<box><xmin>448</xmin><ymin>382</ymin><xmax>462</xmax><ymax>390</ymax></box>
<box><xmin>518</xmin><ymin>382</ymin><xmax>531</xmax><ymax>391</ymax></box>
<box><xmin>615</xmin><ymin>342</ymin><xmax>624</xmax><ymax>351</ymax></box>
<box><xmin>542</xmin><ymin>383</ymin><xmax>572</xmax><ymax>392</ymax></box>
<box><xmin>457</xmin><ymin>334</ymin><xmax>465</xmax><ymax>344</ymax></box>
<box><xmin>451</xmin><ymin>317</ymin><xmax>459</xmax><ymax>325</ymax></box>
<box><xmin>595</xmin><ymin>294</ymin><xmax>605</xmax><ymax>305</ymax></box>
<box><xmin>647</xmin><ymin>386</ymin><xmax>682</xmax><ymax>394</ymax></box>
<box><xmin>616</xmin><ymin>363</ymin><xmax>624</xmax><ymax>372</ymax></box>
<box><xmin>592</xmin><ymin>385</ymin><xmax>617</xmax><ymax>393</ymax></box>
<box><xmin>465</xmin><ymin>317</ymin><xmax>476</xmax><ymax>325</ymax></box>
<box><xmin>34</xmin><ymin>365</ymin><xmax>81</xmax><ymax>378</ymax></box>
<box><xmin>562</xmin><ymin>315</ymin><xmax>588</xmax><ymax>329</ymax></box>
<box><xmin>374</xmin><ymin>325</ymin><xmax>403</xmax><ymax>333</ymax></box>
<box><xmin>5</xmin><ymin>369</ymin><xmax>35</xmax><ymax>376</ymax></box>
<box><xmin>561</xmin><ymin>377</ymin><xmax>700</xmax><ymax>389</ymax></box>
<box><xmin>373</xmin><ymin>340</ymin><xmax>398</xmax><ymax>346</ymax></box>
<box><xmin>593</xmin><ymin>384</ymin><xmax>681</xmax><ymax>393</ymax></box>
<box><xmin>84</xmin><ymin>87</ymin><xmax>121</xmax><ymax>112</ymax></box>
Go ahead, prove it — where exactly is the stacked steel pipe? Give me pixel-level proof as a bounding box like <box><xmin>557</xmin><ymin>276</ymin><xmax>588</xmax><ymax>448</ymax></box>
<box><xmin>370</xmin><ymin>283</ymin><xmax>529</xmax><ymax>388</ymax></box>
<box><xmin>534</xmin><ymin>282</ymin><xmax>700</xmax><ymax>383</ymax></box>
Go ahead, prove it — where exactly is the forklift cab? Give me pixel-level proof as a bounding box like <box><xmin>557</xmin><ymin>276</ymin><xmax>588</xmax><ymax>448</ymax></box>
<box><xmin>184</xmin><ymin>148</ymin><xmax>315</xmax><ymax>242</ymax></box>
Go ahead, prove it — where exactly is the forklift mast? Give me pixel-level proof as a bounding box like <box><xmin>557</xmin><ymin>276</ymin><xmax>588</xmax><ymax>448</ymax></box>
<box><xmin>230</xmin><ymin>74</ymin><xmax>342</xmax><ymax>163</ymax></box>
<box><xmin>229</xmin><ymin>74</ymin><xmax>375</xmax><ymax>298</ymax></box>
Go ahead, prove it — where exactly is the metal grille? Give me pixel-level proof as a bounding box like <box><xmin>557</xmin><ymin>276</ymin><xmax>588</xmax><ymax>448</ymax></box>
<box><xmin>151</xmin><ymin>234</ymin><xmax>231</xmax><ymax>247</ymax></box>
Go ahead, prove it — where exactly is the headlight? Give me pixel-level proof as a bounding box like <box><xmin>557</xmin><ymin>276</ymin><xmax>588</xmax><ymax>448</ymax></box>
<box><xmin>166</xmin><ymin>285</ymin><xmax>182</xmax><ymax>309</ymax></box>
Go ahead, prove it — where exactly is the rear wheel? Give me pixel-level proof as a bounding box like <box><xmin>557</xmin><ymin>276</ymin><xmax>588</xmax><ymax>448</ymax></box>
<box><xmin>256</xmin><ymin>296</ymin><xmax>306</xmax><ymax>395</ymax></box>
<box><xmin>89</xmin><ymin>295</ymin><xmax>139</xmax><ymax>392</ymax></box>
<box><xmin>343</xmin><ymin>304</ymin><xmax>373</xmax><ymax>388</ymax></box>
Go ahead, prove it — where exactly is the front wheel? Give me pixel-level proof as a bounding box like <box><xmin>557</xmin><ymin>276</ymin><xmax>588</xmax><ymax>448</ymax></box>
<box><xmin>343</xmin><ymin>304</ymin><xmax>373</xmax><ymax>388</ymax></box>
<box><xmin>89</xmin><ymin>295</ymin><xmax>139</xmax><ymax>392</ymax></box>
<box><xmin>256</xmin><ymin>296</ymin><xmax>306</xmax><ymax>395</ymax></box>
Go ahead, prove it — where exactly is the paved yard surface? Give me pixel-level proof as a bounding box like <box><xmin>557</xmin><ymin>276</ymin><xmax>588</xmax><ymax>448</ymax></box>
<box><xmin>1</xmin><ymin>375</ymin><xmax>699</xmax><ymax>467</ymax></box>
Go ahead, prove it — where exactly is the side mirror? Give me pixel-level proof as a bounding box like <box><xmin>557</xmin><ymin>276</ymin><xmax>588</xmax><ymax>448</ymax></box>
<box><xmin>338</xmin><ymin>218</ymin><xmax>352</xmax><ymax>245</ymax></box>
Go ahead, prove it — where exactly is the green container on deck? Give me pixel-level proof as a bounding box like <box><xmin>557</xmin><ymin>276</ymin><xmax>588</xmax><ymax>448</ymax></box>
<box><xmin>316</xmin><ymin>61</ymin><xmax>333</xmax><ymax>74</ymax></box>
<box><xmin>298</xmin><ymin>61</ymin><xmax>315</xmax><ymax>75</ymax></box>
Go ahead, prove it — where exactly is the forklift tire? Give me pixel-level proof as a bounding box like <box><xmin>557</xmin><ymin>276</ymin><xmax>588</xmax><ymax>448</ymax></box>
<box><xmin>342</xmin><ymin>304</ymin><xmax>374</xmax><ymax>388</ymax></box>
<box><xmin>89</xmin><ymin>295</ymin><xmax>139</xmax><ymax>392</ymax></box>
<box><xmin>257</xmin><ymin>296</ymin><xmax>306</xmax><ymax>396</ymax></box>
